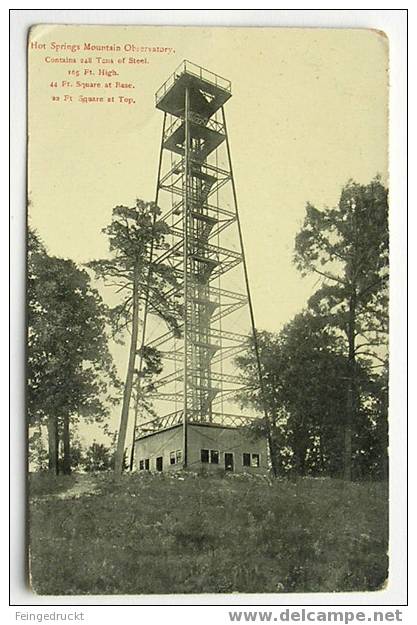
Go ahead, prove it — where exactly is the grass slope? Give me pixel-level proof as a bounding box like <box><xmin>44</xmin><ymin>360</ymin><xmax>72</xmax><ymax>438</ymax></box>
<box><xmin>29</xmin><ymin>472</ymin><xmax>388</xmax><ymax>595</ymax></box>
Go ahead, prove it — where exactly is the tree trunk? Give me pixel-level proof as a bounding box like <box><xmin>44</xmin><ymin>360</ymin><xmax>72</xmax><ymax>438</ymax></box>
<box><xmin>343</xmin><ymin>410</ymin><xmax>352</xmax><ymax>481</ymax></box>
<box><xmin>47</xmin><ymin>415</ymin><xmax>58</xmax><ymax>474</ymax></box>
<box><xmin>267</xmin><ymin>429</ymin><xmax>278</xmax><ymax>477</ymax></box>
<box><xmin>266</xmin><ymin>414</ymin><xmax>279</xmax><ymax>477</ymax></box>
<box><xmin>319</xmin><ymin>434</ymin><xmax>325</xmax><ymax>474</ymax></box>
<box><xmin>114</xmin><ymin>266</ymin><xmax>140</xmax><ymax>475</ymax></box>
<box><xmin>129</xmin><ymin>379</ymin><xmax>141</xmax><ymax>471</ymax></box>
<box><xmin>293</xmin><ymin>440</ymin><xmax>308</xmax><ymax>477</ymax></box>
<box><xmin>62</xmin><ymin>413</ymin><xmax>71</xmax><ymax>475</ymax></box>
<box><xmin>299</xmin><ymin>445</ymin><xmax>307</xmax><ymax>476</ymax></box>
<box><xmin>380</xmin><ymin>411</ymin><xmax>389</xmax><ymax>481</ymax></box>
<box><xmin>344</xmin><ymin>290</ymin><xmax>357</xmax><ymax>482</ymax></box>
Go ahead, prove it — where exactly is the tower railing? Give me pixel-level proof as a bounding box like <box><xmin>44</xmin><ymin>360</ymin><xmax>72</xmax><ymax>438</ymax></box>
<box><xmin>136</xmin><ymin>409</ymin><xmax>257</xmax><ymax>438</ymax></box>
<box><xmin>155</xmin><ymin>60</ymin><xmax>231</xmax><ymax>106</ymax></box>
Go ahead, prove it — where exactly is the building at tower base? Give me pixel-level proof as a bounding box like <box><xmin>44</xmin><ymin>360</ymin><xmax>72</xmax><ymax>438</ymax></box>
<box><xmin>135</xmin><ymin>422</ymin><xmax>268</xmax><ymax>475</ymax></box>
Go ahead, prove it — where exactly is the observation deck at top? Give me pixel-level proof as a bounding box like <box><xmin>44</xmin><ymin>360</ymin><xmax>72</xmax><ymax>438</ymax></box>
<box><xmin>155</xmin><ymin>60</ymin><xmax>232</xmax><ymax>119</ymax></box>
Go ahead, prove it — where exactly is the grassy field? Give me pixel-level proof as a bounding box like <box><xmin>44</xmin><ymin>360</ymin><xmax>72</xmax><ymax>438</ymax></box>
<box><xmin>28</xmin><ymin>472</ymin><xmax>388</xmax><ymax>595</ymax></box>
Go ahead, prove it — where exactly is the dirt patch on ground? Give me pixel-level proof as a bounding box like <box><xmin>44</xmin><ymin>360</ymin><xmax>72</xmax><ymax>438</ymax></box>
<box><xmin>31</xmin><ymin>475</ymin><xmax>100</xmax><ymax>502</ymax></box>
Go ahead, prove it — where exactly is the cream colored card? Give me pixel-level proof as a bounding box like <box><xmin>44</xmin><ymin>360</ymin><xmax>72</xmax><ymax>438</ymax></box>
<box><xmin>28</xmin><ymin>24</ymin><xmax>389</xmax><ymax>596</ymax></box>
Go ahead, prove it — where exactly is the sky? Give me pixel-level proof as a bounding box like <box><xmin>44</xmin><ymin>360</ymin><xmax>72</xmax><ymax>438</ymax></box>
<box><xmin>28</xmin><ymin>25</ymin><xmax>389</xmax><ymax>448</ymax></box>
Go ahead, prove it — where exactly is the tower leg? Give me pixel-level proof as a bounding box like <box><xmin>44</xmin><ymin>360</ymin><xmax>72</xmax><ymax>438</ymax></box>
<box><xmin>182</xmin><ymin>87</ymin><xmax>190</xmax><ymax>468</ymax></box>
<box><xmin>221</xmin><ymin>106</ymin><xmax>278</xmax><ymax>477</ymax></box>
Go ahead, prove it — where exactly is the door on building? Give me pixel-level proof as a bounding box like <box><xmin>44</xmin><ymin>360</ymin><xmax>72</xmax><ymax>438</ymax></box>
<box><xmin>225</xmin><ymin>453</ymin><xmax>234</xmax><ymax>472</ymax></box>
<box><xmin>156</xmin><ymin>456</ymin><xmax>163</xmax><ymax>472</ymax></box>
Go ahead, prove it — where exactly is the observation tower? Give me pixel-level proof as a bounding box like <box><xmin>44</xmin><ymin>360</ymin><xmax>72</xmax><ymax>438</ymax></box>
<box><xmin>133</xmin><ymin>61</ymin><xmax>268</xmax><ymax>474</ymax></box>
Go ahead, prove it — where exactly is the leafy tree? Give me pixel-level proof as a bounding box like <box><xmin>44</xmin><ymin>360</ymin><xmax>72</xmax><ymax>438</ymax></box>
<box><xmin>82</xmin><ymin>442</ymin><xmax>114</xmax><ymax>472</ymax></box>
<box><xmin>237</xmin><ymin>312</ymin><xmax>387</xmax><ymax>478</ymax></box>
<box><xmin>87</xmin><ymin>201</ymin><xmax>181</xmax><ymax>475</ymax></box>
<box><xmin>294</xmin><ymin>178</ymin><xmax>388</xmax><ymax>480</ymax></box>
<box><xmin>28</xmin><ymin>423</ymin><xmax>48</xmax><ymax>472</ymax></box>
<box><xmin>28</xmin><ymin>228</ymin><xmax>119</xmax><ymax>474</ymax></box>
<box><xmin>353</xmin><ymin>365</ymin><xmax>388</xmax><ymax>480</ymax></box>
<box><xmin>236</xmin><ymin>315</ymin><xmax>346</xmax><ymax>476</ymax></box>
<box><xmin>236</xmin><ymin>332</ymin><xmax>286</xmax><ymax>476</ymax></box>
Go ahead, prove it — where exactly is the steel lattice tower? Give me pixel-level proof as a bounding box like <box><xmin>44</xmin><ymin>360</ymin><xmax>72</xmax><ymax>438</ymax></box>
<box><xmin>133</xmin><ymin>61</ymin><xmax>267</xmax><ymax>470</ymax></box>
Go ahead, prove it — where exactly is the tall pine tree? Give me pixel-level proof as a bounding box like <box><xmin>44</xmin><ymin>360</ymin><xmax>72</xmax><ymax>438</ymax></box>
<box><xmin>294</xmin><ymin>178</ymin><xmax>389</xmax><ymax>480</ymax></box>
<box><xmin>87</xmin><ymin>201</ymin><xmax>181</xmax><ymax>475</ymax></box>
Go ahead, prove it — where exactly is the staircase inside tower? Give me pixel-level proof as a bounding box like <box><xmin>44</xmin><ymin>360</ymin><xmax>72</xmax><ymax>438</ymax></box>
<box><xmin>157</xmin><ymin>70</ymin><xmax>232</xmax><ymax>423</ymax></box>
<box><xmin>188</xmin><ymin>141</ymin><xmax>220</xmax><ymax>421</ymax></box>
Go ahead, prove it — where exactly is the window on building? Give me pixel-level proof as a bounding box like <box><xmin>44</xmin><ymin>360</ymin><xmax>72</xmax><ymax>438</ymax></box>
<box><xmin>243</xmin><ymin>453</ymin><xmax>251</xmax><ymax>467</ymax></box>
<box><xmin>139</xmin><ymin>460</ymin><xmax>144</xmax><ymax>470</ymax></box>
<box><xmin>170</xmin><ymin>451</ymin><xmax>176</xmax><ymax>465</ymax></box>
<box><xmin>210</xmin><ymin>450</ymin><xmax>219</xmax><ymax>464</ymax></box>
<box><xmin>176</xmin><ymin>450</ymin><xmax>182</xmax><ymax>464</ymax></box>
<box><xmin>201</xmin><ymin>449</ymin><xmax>209</xmax><ymax>463</ymax></box>
<box><xmin>251</xmin><ymin>454</ymin><xmax>260</xmax><ymax>468</ymax></box>
<box><xmin>144</xmin><ymin>458</ymin><xmax>150</xmax><ymax>470</ymax></box>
